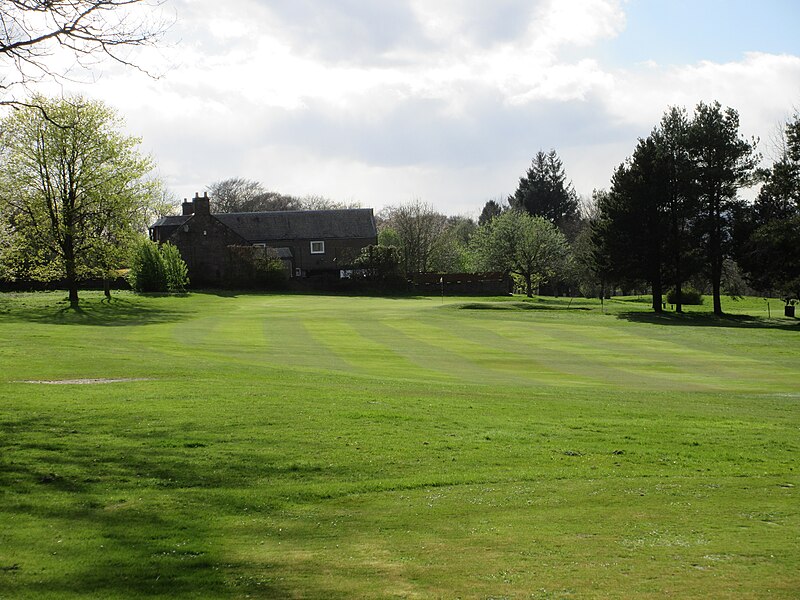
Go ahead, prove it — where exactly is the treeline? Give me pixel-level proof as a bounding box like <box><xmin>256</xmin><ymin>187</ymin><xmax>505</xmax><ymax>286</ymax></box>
<box><xmin>372</xmin><ymin>151</ymin><xmax>579</xmax><ymax>298</ymax></box>
<box><xmin>214</xmin><ymin>100</ymin><xmax>798</xmax><ymax>312</ymax></box>
<box><xmin>6</xmin><ymin>94</ymin><xmax>790</xmax><ymax>310</ymax></box>
<box><xmin>593</xmin><ymin>102</ymin><xmax>797</xmax><ymax>314</ymax></box>
<box><xmin>369</xmin><ymin>102</ymin><xmax>800</xmax><ymax>312</ymax></box>
<box><xmin>204</xmin><ymin>178</ymin><xmax>361</xmax><ymax>213</ymax></box>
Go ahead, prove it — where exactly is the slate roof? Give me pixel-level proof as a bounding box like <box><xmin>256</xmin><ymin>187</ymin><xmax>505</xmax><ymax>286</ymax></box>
<box><xmin>151</xmin><ymin>215</ymin><xmax>190</xmax><ymax>228</ymax></box>
<box><xmin>215</xmin><ymin>209</ymin><xmax>377</xmax><ymax>242</ymax></box>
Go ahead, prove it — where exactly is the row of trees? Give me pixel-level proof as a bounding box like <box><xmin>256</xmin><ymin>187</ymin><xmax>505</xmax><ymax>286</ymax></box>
<box><xmin>374</xmin><ymin>151</ymin><xmax>578</xmax><ymax>298</ymax></box>
<box><xmin>1</xmin><ymin>95</ymin><xmax>795</xmax><ymax>309</ymax></box>
<box><xmin>368</xmin><ymin>105</ymin><xmax>798</xmax><ymax>312</ymax></box>
<box><xmin>594</xmin><ymin>103</ymin><xmax>798</xmax><ymax>314</ymax></box>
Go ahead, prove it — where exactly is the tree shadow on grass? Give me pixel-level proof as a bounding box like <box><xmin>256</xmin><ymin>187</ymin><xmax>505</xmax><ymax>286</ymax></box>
<box><xmin>456</xmin><ymin>301</ymin><xmax>592</xmax><ymax>312</ymax></box>
<box><xmin>0</xmin><ymin>501</ymin><xmax>282</xmax><ymax>599</ymax></box>
<box><xmin>0</xmin><ymin>296</ymin><xmax>192</xmax><ymax>327</ymax></box>
<box><xmin>616</xmin><ymin>310</ymin><xmax>800</xmax><ymax>331</ymax></box>
<box><xmin>0</xmin><ymin>425</ymin><xmax>318</xmax><ymax>599</ymax></box>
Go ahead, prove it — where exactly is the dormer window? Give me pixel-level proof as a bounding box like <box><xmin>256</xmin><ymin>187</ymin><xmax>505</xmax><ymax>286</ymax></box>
<box><xmin>310</xmin><ymin>240</ymin><xmax>325</xmax><ymax>254</ymax></box>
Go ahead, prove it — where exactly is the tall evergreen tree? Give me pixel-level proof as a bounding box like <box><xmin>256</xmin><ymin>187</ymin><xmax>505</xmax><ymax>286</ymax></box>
<box><xmin>738</xmin><ymin>113</ymin><xmax>800</xmax><ymax>304</ymax></box>
<box><xmin>689</xmin><ymin>102</ymin><xmax>758</xmax><ymax>315</ymax></box>
<box><xmin>654</xmin><ymin>106</ymin><xmax>701</xmax><ymax>312</ymax></box>
<box><xmin>593</xmin><ymin>136</ymin><xmax>669</xmax><ymax>312</ymax></box>
<box><xmin>509</xmin><ymin>150</ymin><xmax>579</xmax><ymax>234</ymax></box>
<box><xmin>478</xmin><ymin>199</ymin><xmax>504</xmax><ymax>226</ymax></box>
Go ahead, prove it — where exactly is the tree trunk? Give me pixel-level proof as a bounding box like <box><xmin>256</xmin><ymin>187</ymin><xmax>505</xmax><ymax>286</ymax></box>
<box><xmin>652</xmin><ymin>288</ymin><xmax>663</xmax><ymax>312</ymax></box>
<box><xmin>712</xmin><ymin>260</ymin><xmax>723</xmax><ymax>315</ymax></box>
<box><xmin>652</xmin><ymin>271</ymin><xmax>663</xmax><ymax>313</ymax></box>
<box><xmin>103</xmin><ymin>277</ymin><xmax>112</xmax><ymax>301</ymax></box>
<box><xmin>710</xmin><ymin>199</ymin><xmax>723</xmax><ymax>315</ymax></box>
<box><xmin>672</xmin><ymin>211</ymin><xmax>683</xmax><ymax>313</ymax></box>
<box><xmin>64</xmin><ymin>235</ymin><xmax>79</xmax><ymax>308</ymax></box>
<box><xmin>525</xmin><ymin>273</ymin><xmax>533</xmax><ymax>298</ymax></box>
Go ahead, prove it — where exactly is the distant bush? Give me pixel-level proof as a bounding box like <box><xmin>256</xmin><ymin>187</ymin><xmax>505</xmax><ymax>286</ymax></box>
<box><xmin>128</xmin><ymin>240</ymin><xmax>189</xmax><ymax>293</ymax></box>
<box><xmin>667</xmin><ymin>287</ymin><xmax>703</xmax><ymax>305</ymax></box>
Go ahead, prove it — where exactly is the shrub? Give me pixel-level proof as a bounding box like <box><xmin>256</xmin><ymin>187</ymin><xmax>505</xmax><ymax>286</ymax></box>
<box><xmin>128</xmin><ymin>239</ymin><xmax>166</xmax><ymax>292</ymax></box>
<box><xmin>161</xmin><ymin>243</ymin><xmax>189</xmax><ymax>292</ymax></box>
<box><xmin>128</xmin><ymin>239</ymin><xmax>189</xmax><ymax>293</ymax></box>
<box><xmin>667</xmin><ymin>286</ymin><xmax>703</xmax><ymax>305</ymax></box>
<box><xmin>353</xmin><ymin>244</ymin><xmax>401</xmax><ymax>280</ymax></box>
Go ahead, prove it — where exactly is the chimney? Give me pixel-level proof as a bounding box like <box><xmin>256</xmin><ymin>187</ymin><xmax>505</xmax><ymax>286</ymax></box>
<box><xmin>193</xmin><ymin>191</ymin><xmax>211</xmax><ymax>216</ymax></box>
<box><xmin>181</xmin><ymin>198</ymin><xmax>194</xmax><ymax>216</ymax></box>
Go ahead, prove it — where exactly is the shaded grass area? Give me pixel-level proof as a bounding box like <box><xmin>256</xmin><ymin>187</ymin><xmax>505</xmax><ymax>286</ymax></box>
<box><xmin>0</xmin><ymin>292</ymin><xmax>191</xmax><ymax>327</ymax></box>
<box><xmin>0</xmin><ymin>291</ymin><xmax>798</xmax><ymax>598</ymax></box>
<box><xmin>616</xmin><ymin>309</ymin><xmax>800</xmax><ymax>331</ymax></box>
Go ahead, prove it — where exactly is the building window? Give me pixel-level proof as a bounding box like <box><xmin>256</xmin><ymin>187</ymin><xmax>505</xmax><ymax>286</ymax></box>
<box><xmin>310</xmin><ymin>240</ymin><xmax>325</xmax><ymax>254</ymax></box>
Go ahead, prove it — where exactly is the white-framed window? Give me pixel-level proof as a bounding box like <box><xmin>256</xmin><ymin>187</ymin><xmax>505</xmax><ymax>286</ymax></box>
<box><xmin>310</xmin><ymin>240</ymin><xmax>325</xmax><ymax>254</ymax></box>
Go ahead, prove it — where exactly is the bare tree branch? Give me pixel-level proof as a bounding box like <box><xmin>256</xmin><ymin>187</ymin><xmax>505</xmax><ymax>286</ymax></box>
<box><xmin>0</xmin><ymin>0</ymin><xmax>170</xmax><ymax>106</ymax></box>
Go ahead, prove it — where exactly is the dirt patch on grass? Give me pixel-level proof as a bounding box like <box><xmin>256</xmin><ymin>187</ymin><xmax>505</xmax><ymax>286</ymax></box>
<box><xmin>19</xmin><ymin>378</ymin><xmax>153</xmax><ymax>385</ymax></box>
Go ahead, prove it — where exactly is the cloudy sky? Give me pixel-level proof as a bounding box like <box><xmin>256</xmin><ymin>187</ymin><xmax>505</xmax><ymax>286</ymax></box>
<box><xmin>53</xmin><ymin>0</ymin><xmax>800</xmax><ymax>215</ymax></box>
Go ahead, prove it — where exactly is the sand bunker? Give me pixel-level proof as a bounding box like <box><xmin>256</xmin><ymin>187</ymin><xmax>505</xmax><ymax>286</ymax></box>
<box><xmin>19</xmin><ymin>378</ymin><xmax>153</xmax><ymax>385</ymax></box>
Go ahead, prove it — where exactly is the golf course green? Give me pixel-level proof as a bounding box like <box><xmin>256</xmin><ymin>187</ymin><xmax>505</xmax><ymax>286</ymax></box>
<box><xmin>0</xmin><ymin>291</ymin><xmax>798</xmax><ymax>598</ymax></box>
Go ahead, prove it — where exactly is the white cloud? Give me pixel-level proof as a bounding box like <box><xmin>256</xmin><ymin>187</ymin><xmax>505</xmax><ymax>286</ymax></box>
<box><xmin>34</xmin><ymin>0</ymin><xmax>799</xmax><ymax>214</ymax></box>
<box><xmin>528</xmin><ymin>0</ymin><xmax>626</xmax><ymax>50</ymax></box>
<box><xmin>606</xmin><ymin>52</ymin><xmax>800</xmax><ymax>139</ymax></box>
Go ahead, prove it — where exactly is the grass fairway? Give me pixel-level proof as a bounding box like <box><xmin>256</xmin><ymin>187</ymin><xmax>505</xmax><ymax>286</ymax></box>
<box><xmin>0</xmin><ymin>291</ymin><xmax>798</xmax><ymax>599</ymax></box>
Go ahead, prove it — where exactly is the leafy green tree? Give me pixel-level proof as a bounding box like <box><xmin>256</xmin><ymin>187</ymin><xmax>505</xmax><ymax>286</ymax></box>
<box><xmin>0</xmin><ymin>95</ymin><xmax>162</xmax><ymax>305</ymax></box>
<box><xmin>377</xmin><ymin>226</ymin><xmax>402</xmax><ymax>249</ymax></box>
<box><xmin>429</xmin><ymin>216</ymin><xmax>477</xmax><ymax>273</ymax></box>
<box><xmin>787</xmin><ymin>113</ymin><xmax>800</xmax><ymax>162</ymax></box>
<box><xmin>509</xmin><ymin>150</ymin><xmax>579</xmax><ymax>234</ymax></box>
<box><xmin>353</xmin><ymin>244</ymin><xmax>402</xmax><ymax>283</ymax></box>
<box><xmin>689</xmin><ymin>101</ymin><xmax>758</xmax><ymax>314</ymax></box>
<box><xmin>751</xmin><ymin>113</ymin><xmax>800</xmax><ymax>225</ymax></box>
<box><xmin>472</xmin><ymin>210</ymin><xmax>569</xmax><ymax>297</ymax></box>
<box><xmin>594</xmin><ymin>103</ymin><xmax>756</xmax><ymax>314</ymax></box>
<box><xmin>744</xmin><ymin>217</ymin><xmax>800</xmax><ymax>303</ymax></box>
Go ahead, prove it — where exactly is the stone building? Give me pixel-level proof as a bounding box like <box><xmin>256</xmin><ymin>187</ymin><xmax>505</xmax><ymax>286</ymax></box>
<box><xmin>149</xmin><ymin>193</ymin><xmax>378</xmax><ymax>287</ymax></box>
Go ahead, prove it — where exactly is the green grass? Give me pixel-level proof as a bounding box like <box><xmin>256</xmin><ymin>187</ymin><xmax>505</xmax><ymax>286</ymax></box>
<box><xmin>0</xmin><ymin>290</ymin><xmax>798</xmax><ymax>599</ymax></box>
